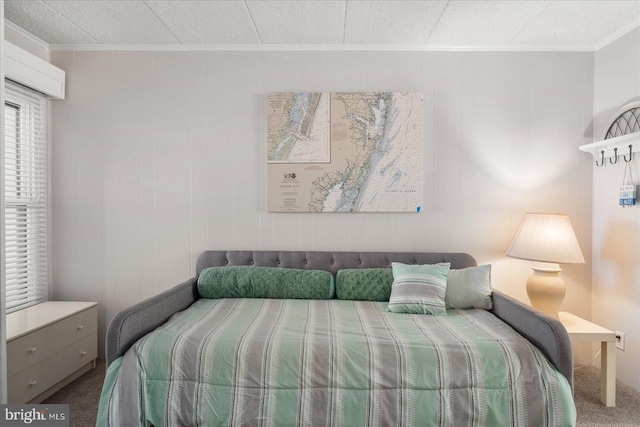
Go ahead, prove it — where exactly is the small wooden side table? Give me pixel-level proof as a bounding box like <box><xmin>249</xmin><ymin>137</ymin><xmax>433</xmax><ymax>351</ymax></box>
<box><xmin>559</xmin><ymin>311</ymin><xmax>616</xmax><ymax>407</ymax></box>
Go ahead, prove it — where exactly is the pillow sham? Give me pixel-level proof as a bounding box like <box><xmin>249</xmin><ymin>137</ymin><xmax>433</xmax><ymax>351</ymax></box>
<box><xmin>336</xmin><ymin>268</ymin><xmax>394</xmax><ymax>301</ymax></box>
<box><xmin>197</xmin><ymin>266</ymin><xmax>335</xmax><ymax>300</ymax></box>
<box><xmin>387</xmin><ymin>262</ymin><xmax>450</xmax><ymax>315</ymax></box>
<box><xmin>446</xmin><ymin>264</ymin><xmax>493</xmax><ymax>310</ymax></box>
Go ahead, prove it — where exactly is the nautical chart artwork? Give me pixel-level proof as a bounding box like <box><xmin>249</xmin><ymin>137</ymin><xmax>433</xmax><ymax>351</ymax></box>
<box><xmin>267</xmin><ymin>92</ymin><xmax>423</xmax><ymax>213</ymax></box>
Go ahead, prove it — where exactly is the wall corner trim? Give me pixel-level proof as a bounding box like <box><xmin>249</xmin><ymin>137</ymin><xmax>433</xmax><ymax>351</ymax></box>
<box><xmin>4</xmin><ymin>41</ymin><xmax>65</xmax><ymax>99</ymax></box>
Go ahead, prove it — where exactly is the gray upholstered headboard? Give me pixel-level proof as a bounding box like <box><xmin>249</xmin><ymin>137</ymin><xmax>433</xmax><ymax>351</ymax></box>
<box><xmin>195</xmin><ymin>250</ymin><xmax>477</xmax><ymax>276</ymax></box>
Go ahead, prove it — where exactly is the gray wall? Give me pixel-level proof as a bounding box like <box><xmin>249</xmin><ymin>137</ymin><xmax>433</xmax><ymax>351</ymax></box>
<box><xmin>49</xmin><ymin>50</ymin><xmax>594</xmax><ymax>360</ymax></box>
<box><xmin>592</xmin><ymin>27</ymin><xmax>640</xmax><ymax>392</ymax></box>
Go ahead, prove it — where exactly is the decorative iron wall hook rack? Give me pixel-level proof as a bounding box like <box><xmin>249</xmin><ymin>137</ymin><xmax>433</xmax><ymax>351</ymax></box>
<box><xmin>583</xmin><ymin>138</ymin><xmax>637</xmax><ymax>167</ymax></box>
<box><xmin>580</xmin><ymin>101</ymin><xmax>640</xmax><ymax>166</ymax></box>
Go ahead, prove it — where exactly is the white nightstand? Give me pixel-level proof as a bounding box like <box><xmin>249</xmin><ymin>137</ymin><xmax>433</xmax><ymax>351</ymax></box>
<box><xmin>558</xmin><ymin>311</ymin><xmax>616</xmax><ymax>407</ymax></box>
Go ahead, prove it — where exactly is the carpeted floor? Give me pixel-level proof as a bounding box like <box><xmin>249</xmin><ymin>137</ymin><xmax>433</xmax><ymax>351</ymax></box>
<box><xmin>43</xmin><ymin>361</ymin><xmax>640</xmax><ymax>426</ymax></box>
<box><xmin>41</xmin><ymin>360</ymin><xmax>106</xmax><ymax>427</ymax></box>
<box><xmin>574</xmin><ymin>365</ymin><xmax>640</xmax><ymax>426</ymax></box>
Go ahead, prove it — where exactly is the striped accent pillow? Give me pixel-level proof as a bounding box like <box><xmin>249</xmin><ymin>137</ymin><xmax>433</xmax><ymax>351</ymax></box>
<box><xmin>387</xmin><ymin>262</ymin><xmax>450</xmax><ymax>315</ymax></box>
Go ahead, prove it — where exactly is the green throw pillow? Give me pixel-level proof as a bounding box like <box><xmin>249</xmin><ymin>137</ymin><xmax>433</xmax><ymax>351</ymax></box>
<box><xmin>446</xmin><ymin>264</ymin><xmax>493</xmax><ymax>310</ymax></box>
<box><xmin>387</xmin><ymin>262</ymin><xmax>450</xmax><ymax>315</ymax></box>
<box><xmin>197</xmin><ymin>266</ymin><xmax>335</xmax><ymax>300</ymax></box>
<box><xmin>336</xmin><ymin>268</ymin><xmax>394</xmax><ymax>301</ymax></box>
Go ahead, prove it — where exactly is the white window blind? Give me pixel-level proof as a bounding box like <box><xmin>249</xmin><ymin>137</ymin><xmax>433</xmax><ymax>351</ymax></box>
<box><xmin>3</xmin><ymin>82</ymin><xmax>49</xmax><ymax>313</ymax></box>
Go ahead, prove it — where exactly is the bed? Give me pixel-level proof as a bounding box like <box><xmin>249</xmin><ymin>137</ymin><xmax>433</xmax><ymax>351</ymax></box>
<box><xmin>97</xmin><ymin>250</ymin><xmax>576</xmax><ymax>426</ymax></box>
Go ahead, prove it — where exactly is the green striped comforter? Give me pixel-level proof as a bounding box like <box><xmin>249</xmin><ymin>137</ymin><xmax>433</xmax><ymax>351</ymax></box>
<box><xmin>97</xmin><ymin>299</ymin><xmax>576</xmax><ymax>426</ymax></box>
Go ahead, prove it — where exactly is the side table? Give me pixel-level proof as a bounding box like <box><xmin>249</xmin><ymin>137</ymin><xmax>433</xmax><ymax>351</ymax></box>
<box><xmin>559</xmin><ymin>311</ymin><xmax>616</xmax><ymax>407</ymax></box>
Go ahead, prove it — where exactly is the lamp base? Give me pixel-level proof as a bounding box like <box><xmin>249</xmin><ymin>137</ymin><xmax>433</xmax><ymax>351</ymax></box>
<box><xmin>526</xmin><ymin>263</ymin><xmax>565</xmax><ymax>320</ymax></box>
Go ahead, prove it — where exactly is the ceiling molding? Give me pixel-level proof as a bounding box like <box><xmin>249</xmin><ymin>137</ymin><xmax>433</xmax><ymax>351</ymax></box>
<box><xmin>47</xmin><ymin>43</ymin><xmax>597</xmax><ymax>53</ymax></box>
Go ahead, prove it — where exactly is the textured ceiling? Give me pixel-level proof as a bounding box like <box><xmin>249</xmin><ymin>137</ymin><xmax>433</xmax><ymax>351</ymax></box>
<box><xmin>4</xmin><ymin>0</ymin><xmax>640</xmax><ymax>49</ymax></box>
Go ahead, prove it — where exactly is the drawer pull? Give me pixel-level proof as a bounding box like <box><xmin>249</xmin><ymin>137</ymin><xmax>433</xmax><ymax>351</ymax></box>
<box><xmin>29</xmin><ymin>380</ymin><xmax>37</xmax><ymax>387</ymax></box>
<box><xmin>77</xmin><ymin>324</ymin><xmax>84</xmax><ymax>330</ymax></box>
<box><xmin>80</xmin><ymin>350</ymin><xmax>87</xmax><ymax>356</ymax></box>
<box><xmin>29</xmin><ymin>347</ymin><xmax>37</xmax><ymax>353</ymax></box>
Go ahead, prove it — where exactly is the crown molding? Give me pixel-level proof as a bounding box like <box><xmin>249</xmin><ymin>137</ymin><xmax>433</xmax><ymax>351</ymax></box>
<box><xmin>48</xmin><ymin>43</ymin><xmax>596</xmax><ymax>53</ymax></box>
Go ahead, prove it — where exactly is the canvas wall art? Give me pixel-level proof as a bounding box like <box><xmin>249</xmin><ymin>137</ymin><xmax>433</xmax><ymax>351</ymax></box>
<box><xmin>267</xmin><ymin>92</ymin><xmax>423</xmax><ymax>213</ymax></box>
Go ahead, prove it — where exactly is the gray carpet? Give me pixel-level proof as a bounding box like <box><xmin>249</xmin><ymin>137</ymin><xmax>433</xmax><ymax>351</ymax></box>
<box><xmin>574</xmin><ymin>365</ymin><xmax>640</xmax><ymax>426</ymax></box>
<box><xmin>43</xmin><ymin>361</ymin><xmax>640</xmax><ymax>426</ymax></box>
<box><xmin>41</xmin><ymin>360</ymin><xmax>105</xmax><ymax>427</ymax></box>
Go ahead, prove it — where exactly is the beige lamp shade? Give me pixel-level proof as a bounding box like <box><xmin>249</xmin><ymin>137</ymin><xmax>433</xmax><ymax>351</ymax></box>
<box><xmin>507</xmin><ymin>213</ymin><xmax>585</xmax><ymax>264</ymax></box>
<box><xmin>506</xmin><ymin>213</ymin><xmax>584</xmax><ymax>319</ymax></box>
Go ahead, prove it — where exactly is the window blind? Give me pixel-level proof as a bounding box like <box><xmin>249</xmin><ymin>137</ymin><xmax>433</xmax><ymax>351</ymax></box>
<box><xmin>4</xmin><ymin>81</ymin><xmax>48</xmax><ymax>313</ymax></box>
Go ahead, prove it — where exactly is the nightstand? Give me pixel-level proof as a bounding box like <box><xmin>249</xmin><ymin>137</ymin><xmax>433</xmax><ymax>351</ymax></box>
<box><xmin>558</xmin><ymin>311</ymin><xmax>616</xmax><ymax>407</ymax></box>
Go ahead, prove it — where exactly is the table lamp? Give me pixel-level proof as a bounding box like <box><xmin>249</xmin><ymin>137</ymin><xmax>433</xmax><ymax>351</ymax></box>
<box><xmin>506</xmin><ymin>213</ymin><xmax>585</xmax><ymax>319</ymax></box>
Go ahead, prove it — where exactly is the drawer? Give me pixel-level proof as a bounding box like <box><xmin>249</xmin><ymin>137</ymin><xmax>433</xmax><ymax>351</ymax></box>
<box><xmin>8</xmin><ymin>333</ymin><xmax>97</xmax><ymax>404</ymax></box>
<box><xmin>6</xmin><ymin>306</ymin><xmax>97</xmax><ymax>376</ymax></box>
<box><xmin>46</xmin><ymin>306</ymin><xmax>98</xmax><ymax>355</ymax></box>
<box><xmin>7</xmin><ymin>327</ymin><xmax>50</xmax><ymax>377</ymax></box>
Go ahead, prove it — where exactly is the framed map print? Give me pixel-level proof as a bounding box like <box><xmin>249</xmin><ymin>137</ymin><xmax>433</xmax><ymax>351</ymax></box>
<box><xmin>267</xmin><ymin>92</ymin><xmax>423</xmax><ymax>213</ymax></box>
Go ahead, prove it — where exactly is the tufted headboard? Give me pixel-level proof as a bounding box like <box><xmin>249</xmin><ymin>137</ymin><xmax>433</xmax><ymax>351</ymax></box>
<box><xmin>195</xmin><ymin>250</ymin><xmax>477</xmax><ymax>276</ymax></box>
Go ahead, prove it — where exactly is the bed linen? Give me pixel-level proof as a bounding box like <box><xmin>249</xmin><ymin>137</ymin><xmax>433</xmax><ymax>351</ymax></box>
<box><xmin>97</xmin><ymin>298</ymin><xmax>576</xmax><ymax>427</ymax></box>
